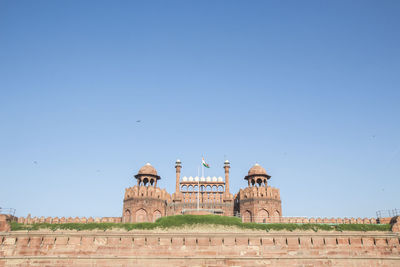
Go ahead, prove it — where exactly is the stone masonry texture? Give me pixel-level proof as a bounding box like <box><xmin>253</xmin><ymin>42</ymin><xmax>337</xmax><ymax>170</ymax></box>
<box><xmin>0</xmin><ymin>231</ymin><xmax>399</xmax><ymax>266</ymax></box>
<box><xmin>3</xmin><ymin>162</ymin><xmax>399</xmax><ymax>266</ymax></box>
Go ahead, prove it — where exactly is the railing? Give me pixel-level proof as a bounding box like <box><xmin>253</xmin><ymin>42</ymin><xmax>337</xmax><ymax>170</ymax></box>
<box><xmin>0</xmin><ymin>207</ymin><xmax>16</xmax><ymax>216</ymax></box>
<box><xmin>376</xmin><ymin>209</ymin><xmax>400</xmax><ymax>218</ymax></box>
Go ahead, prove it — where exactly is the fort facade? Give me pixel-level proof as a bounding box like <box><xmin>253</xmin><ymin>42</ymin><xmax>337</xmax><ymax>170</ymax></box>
<box><xmin>1</xmin><ymin>160</ymin><xmax>400</xmax><ymax>266</ymax></box>
<box><xmin>122</xmin><ymin>160</ymin><xmax>282</xmax><ymax>223</ymax></box>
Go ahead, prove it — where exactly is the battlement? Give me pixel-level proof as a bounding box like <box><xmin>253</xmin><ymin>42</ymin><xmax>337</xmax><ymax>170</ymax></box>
<box><xmin>12</xmin><ymin>215</ymin><xmax>385</xmax><ymax>226</ymax></box>
<box><xmin>16</xmin><ymin>216</ymin><xmax>122</xmax><ymax>225</ymax></box>
<box><xmin>124</xmin><ymin>185</ymin><xmax>171</xmax><ymax>202</ymax></box>
<box><xmin>249</xmin><ymin>216</ymin><xmax>379</xmax><ymax>224</ymax></box>
<box><xmin>238</xmin><ymin>186</ymin><xmax>280</xmax><ymax>200</ymax></box>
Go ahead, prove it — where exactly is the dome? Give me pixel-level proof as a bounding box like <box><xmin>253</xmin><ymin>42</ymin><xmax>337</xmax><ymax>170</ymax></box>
<box><xmin>212</xmin><ymin>176</ymin><xmax>217</xmax><ymax>182</ymax></box>
<box><xmin>182</xmin><ymin>176</ymin><xmax>188</xmax><ymax>181</ymax></box>
<box><xmin>138</xmin><ymin>163</ymin><xmax>158</xmax><ymax>175</ymax></box>
<box><xmin>206</xmin><ymin>176</ymin><xmax>211</xmax><ymax>182</ymax></box>
<box><xmin>217</xmin><ymin>176</ymin><xmax>223</xmax><ymax>182</ymax></box>
<box><xmin>194</xmin><ymin>176</ymin><xmax>199</xmax><ymax>182</ymax></box>
<box><xmin>189</xmin><ymin>176</ymin><xmax>194</xmax><ymax>181</ymax></box>
<box><xmin>200</xmin><ymin>177</ymin><xmax>205</xmax><ymax>182</ymax></box>
<box><xmin>248</xmin><ymin>163</ymin><xmax>268</xmax><ymax>176</ymax></box>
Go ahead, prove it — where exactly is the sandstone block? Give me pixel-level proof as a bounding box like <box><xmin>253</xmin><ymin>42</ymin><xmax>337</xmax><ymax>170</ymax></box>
<box><xmin>184</xmin><ymin>237</ymin><xmax>196</xmax><ymax>246</ymax></box>
<box><xmin>172</xmin><ymin>237</ymin><xmax>183</xmax><ymax>246</ymax></box>
<box><xmin>210</xmin><ymin>237</ymin><xmax>222</xmax><ymax>246</ymax></box>
<box><xmin>299</xmin><ymin>237</ymin><xmax>312</xmax><ymax>248</ymax></box>
<box><xmin>55</xmin><ymin>236</ymin><xmax>69</xmax><ymax>245</ymax></box>
<box><xmin>133</xmin><ymin>237</ymin><xmax>145</xmax><ymax>246</ymax></box>
<box><xmin>196</xmin><ymin>237</ymin><xmax>209</xmax><ymax>246</ymax></box>
<box><xmin>159</xmin><ymin>237</ymin><xmax>171</xmax><ymax>246</ymax></box>
<box><xmin>223</xmin><ymin>237</ymin><xmax>235</xmax><ymax>246</ymax></box>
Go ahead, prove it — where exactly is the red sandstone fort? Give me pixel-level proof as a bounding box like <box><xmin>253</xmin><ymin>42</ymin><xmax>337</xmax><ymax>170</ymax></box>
<box><xmin>1</xmin><ymin>160</ymin><xmax>399</xmax><ymax>266</ymax></box>
<box><xmin>123</xmin><ymin>160</ymin><xmax>282</xmax><ymax>223</ymax></box>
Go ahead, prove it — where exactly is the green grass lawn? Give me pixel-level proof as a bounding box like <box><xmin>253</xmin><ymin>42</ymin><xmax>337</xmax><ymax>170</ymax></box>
<box><xmin>10</xmin><ymin>215</ymin><xmax>392</xmax><ymax>232</ymax></box>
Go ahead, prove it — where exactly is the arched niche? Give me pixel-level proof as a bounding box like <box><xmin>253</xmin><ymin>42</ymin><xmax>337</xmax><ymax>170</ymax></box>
<box><xmin>273</xmin><ymin>210</ymin><xmax>280</xmax><ymax>217</ymax></box>
<box><xmin>136</xmin><ymin>208</ymin><xmax>147</xmax><ymax>223</ymax></box>
<box><xmin>257</xmin><ymin>209</ymin><xmax>269</xmax><ymax>223</ymax></box>
<box><xmin>153</xmin><ymin>210</ymin><xmax>162</xmax><ymax>222</ymax></box>
<box><xmin>123</xmin><ymin>209</ymin><xmax>131</xmax><ymax>223</ymax></box>
<box><xmin>243</xmin><ymin>210</ymin><xmax>252</xmax><ymax>223</ymax></box>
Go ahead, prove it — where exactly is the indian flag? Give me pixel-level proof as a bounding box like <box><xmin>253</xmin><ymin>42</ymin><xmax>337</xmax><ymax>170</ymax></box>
<box><xmin>202</xmin><ymin>157</ymin><xmax>210</xmax><ymax>168</ymax></box>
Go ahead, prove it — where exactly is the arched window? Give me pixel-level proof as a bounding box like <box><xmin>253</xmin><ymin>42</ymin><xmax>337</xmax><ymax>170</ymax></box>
<box><xmin>273</xmin><ymin>210</ymin><xmax>280</xmax><ymax>217</ymax></box>
<box><xmin>136</xmin><ymin>208</ymin><xmax>147</xmax><ymax>223</ymax></box>
<box><xmin>153</xmin><ymin>210</ymin><xmax>162</xmax><ymax>222</ymax></box>
<box><xmin>243</xmin><ymin>210</ymin><xmax>252</xmax><ymax>223</ymax></box>
<box><xmin>124</xmin><ymin>209</ymin><xmax>131</xmax><ymax>223</ymax></box>
<box><xmin>257</xmin><ymin>209</ymin><xmax>269</xmax><ymax>223</ymax></box>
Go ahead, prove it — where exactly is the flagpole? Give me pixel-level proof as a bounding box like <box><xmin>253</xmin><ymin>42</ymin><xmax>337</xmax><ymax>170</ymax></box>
<box><xmin>201</xmin><ymin>160</ymin><xmax>204</xmax><ymax>210</ymax></box>
<box><xmin>197</xmin><ymin>165</ymin><xmax>200</xmax><ymax>211</ymax></box>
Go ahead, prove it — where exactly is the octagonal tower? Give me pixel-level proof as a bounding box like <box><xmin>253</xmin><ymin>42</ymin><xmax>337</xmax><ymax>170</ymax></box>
<box><xmin>235</xmin><ymin>164</ymin><xmax>282</xmax><ymax>223</ymax></box>
<box><xmin>122</xmin><ymin>163</ymin><xmax>171</xmax><ymax>223</ymax></box>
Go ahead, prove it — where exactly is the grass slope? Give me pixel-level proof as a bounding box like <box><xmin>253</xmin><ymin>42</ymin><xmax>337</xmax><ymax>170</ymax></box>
<box><xmin>11</xmin><ymin>215</ymin><xmax>392</xmax><ymax>232</ymax></box>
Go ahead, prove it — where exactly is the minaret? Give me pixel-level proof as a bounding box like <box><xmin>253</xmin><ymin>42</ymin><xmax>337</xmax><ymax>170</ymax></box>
<box><xmin>175</xmin><ymin>159</ymin><xmax>182</xmax><ymax>193</ymax></box>
<box><xmin>224</xmin><ymin>160</ymin><xmax>230</xmax><ymax>194</ymax></box>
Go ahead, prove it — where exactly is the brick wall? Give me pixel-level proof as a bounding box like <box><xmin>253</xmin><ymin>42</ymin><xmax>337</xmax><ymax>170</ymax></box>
<box><xmin>1</xmin><ymin>231</ymin><xmax>399</xmax><ymax>266</ymax></box>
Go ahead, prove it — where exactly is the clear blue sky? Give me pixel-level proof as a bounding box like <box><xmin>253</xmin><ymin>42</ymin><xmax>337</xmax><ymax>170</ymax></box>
<box><xmin>1</xmin><ymin>0</ymin><xmax>399</xmax><ymax>218</ymax></box>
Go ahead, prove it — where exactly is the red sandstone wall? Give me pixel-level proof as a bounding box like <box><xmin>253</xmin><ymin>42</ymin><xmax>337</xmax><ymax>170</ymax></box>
<box><xmin>17</xmin><ymin>216</ymin><xmax>122</xmax><ymax>224</ymax></box>
<box><xmin>250</xmin><ymin>216</ymin><xmax>378</xmax><ymax>224</ymax></box>
<box><xmin>15</xmin><ymin>215</ymin><xmax>380</xmax><ymax>225</ymax></box>
<box><xmin>0</xmin><ymin>231</ymin><xmax>399</xmax><ymax>266</ymax></box>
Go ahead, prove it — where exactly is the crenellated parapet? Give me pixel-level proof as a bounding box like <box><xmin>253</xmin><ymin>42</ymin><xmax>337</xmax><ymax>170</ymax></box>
<box><xmin>248</xmin><ymin>216</ymin><xmax>379</xmax><ymax>224</ymax></box>
<box><xmin>239</xmin><ymin>186</ymin><xmax>280</xmax><ymax>200</ymax></box>
<box><xmin>124</xmin><ymin>185</ymin><xmax>171</xmax><ymax>202</ymax></box>
<box><xmin>16</xmin><ymin>216</ymin><xmax>122</xmax><ymax>224</ymax></box>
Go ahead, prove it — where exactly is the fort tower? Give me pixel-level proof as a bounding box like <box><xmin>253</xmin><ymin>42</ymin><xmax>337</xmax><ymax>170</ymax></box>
<box><xmin>122</xmin><ymin>163</ymin><xmax>171</xmax><ymax>223</ymax></box>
